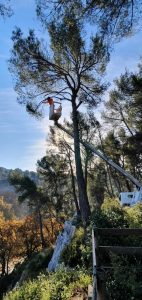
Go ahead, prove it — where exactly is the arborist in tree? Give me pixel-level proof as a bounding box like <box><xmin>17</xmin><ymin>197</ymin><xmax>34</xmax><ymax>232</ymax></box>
<box><xmin>42</xmin><ymin>97</ymin><xmax>62</xmax><ymax>121</ymax></box>
<box><xmin>26</xmin><ymin>96</ymin><xmax>62</xmax><ymax>121</ymax></box>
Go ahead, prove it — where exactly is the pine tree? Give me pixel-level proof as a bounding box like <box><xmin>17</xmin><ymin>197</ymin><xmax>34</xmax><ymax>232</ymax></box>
<box><xmin>9</xmin><ymin>172</ymin><xmax>47</xmax><ymax>248</ymax></box>
<box><xmin>9</xmin><ymin>15</ymin><xmax>109</xmax><ymax>224</ymax></box>
<box><xmin>103</xmin><ymin>63</ymin><xmax>142</xmax><ymax>185</ymax></box>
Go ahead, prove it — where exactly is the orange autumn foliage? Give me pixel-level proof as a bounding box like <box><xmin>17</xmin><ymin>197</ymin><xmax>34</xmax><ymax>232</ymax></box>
<box><xmin>0</xmin><ymin>215</ymin><xmax>62</xmax><ymax>275</ymax></box>
<box><xmin>0</xmin><ymin>219</ymin><xmax>21</xmax><ymax>274</ymax></box>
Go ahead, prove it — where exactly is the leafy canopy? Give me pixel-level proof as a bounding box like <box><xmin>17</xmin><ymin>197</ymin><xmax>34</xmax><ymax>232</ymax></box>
<box><xmin>36</xmin><ymin>0</ymin><xmax>142</xmax><ymax>41</ymax></box>
<box><xmin>9</xmin><ymin>15</ymin><xmax>109</xmax><ymax>116</ymax></box>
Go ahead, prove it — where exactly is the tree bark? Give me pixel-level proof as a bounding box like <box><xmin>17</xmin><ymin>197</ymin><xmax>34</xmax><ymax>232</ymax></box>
<box><xmin>37</xmin><ymin>204</ymin><xmax>46</xmax><ymax>249</ymax></box>
<box><xmin>1</xmin><ymin>254</ymin><xmax>5</xmax><ymax>275</ymax></box>
<box><xmin>6</xmin><ymin>254</ymin><xmax>10</xmax><ymax>275</ymax></box>
<box><xmin>84</xmin><ymin>152</ymin><xmax>89</xmax><ymax>191</ymax></box>
<box><xmin>72</xmin><ymin>99</ymin><xmax>90</xmax><ymax>224</ymax></box>
<box><xmin>68</xmin><ymin>154</ymin><xmax>80</xmax><ymax>215</ymax></box>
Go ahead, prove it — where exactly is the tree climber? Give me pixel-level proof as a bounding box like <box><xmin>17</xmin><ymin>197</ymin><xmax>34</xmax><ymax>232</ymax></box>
<box><xmin>42</xmin><ymin>97</ymin><xmax>62</xmax><ymax>121</ymax></box>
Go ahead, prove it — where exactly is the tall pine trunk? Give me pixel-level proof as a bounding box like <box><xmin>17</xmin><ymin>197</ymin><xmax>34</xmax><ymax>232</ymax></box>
<box><xmin>72</xmin><ymin>100</ymin><xmax>90</xmax><ymax>224</ymax></box>
<box><xmin>68</xmin><ymin>155</ymin><xmax>80</xmax><ymax>215</ymax></box>
<box><xmin>84</xmin><ymin>152</ymin><xmax>90</xmax><ymax>191</ymax></box>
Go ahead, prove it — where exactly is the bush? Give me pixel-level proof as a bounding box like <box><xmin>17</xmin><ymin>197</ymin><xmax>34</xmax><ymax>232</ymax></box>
<box><xmin>91</xmin><ymin>198</ymin><xmax>128</xmax><ymax>228</ymax></box>
<box><xmin>4</xmin><ymin>275</ymin><xmax>51</xmax><ymax>300</ymax></box>
<box><xmin>61</xmin><ymin>227</ymin><xmax>92</xmax><ymax>270</ymax></box>
<box><xmin>105</xmin><ymin>255</ymin><xmax>142</xmax><ymax>300</ymax></box>
<box><xmin>0</xmin><ymin>249</ymin><xmax>53</xmax><ymax>299</ymax></box>
<box><xmin>124</xmin><ymin>203</ymin><xmax>142</xmax><ymax>228</ymax></box>
<box><xmin>4</xmin><ymin>266</ymin><xmax>91</xmax><ymax>300</ymax></box>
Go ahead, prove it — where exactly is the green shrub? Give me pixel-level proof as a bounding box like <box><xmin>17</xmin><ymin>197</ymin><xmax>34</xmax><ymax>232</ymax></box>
<box><xmin>4</xmin><ymin>266</ymin><xmax>91</xmax><ymax>300</ymax></box>
<box><xmin>4</xmin><ymin>275</ymin><xmax>51</xmax><ymax>300</ymax></box>
<box><xmin>91</xmin><ymin>198</ymin><xmax>128</xmax><ymax>229</ymax></box>
<box><xmin>124</xmin><ymin>203</ymin><xmax>142</xmax><ymax>228</ymax></box>
<box><xmin>61</xmin><ymin>228</ymin><xmax>85</xmax><ymax>268</ymax></box>
<box><xmin>105</xmin><ymin>255</ymin><xmax>142</xmax><ymax>300</ymax></box>
<box><xmin>61</xmin><ymin>227</ymin><xmax>92</xmax><ymax>271</ymax></box>
<box><xmin>0</xmin><ymin>249</ymin><xmax>53</xmax><ymax>299</ymax></box>
<box><xmin>60</xmin><ymin>227</ymin><xmax>92</xmax><ymax>271</ymax></box>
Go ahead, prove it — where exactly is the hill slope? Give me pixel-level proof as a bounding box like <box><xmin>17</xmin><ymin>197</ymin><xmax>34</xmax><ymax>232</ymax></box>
<box><xmin>0</xmin><ymin>167</ymin><xmax>37</xmax><ymax>217</ymax></box>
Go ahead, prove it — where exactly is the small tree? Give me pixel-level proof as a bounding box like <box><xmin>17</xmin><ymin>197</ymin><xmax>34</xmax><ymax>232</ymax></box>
<box><xmin>103</xmin><ymin>65</ymin><xmax>142</xmax><ymax>181</ymax></box>
<box><xmin>0</xmin><ymin>196</ymin><xmax>14</xmax><ymax>220</ymax></box>
<box><xmin>37</xmin><ymin>152</ymin><xmax>74</xmax><ymax>216</ymax></box>
<box><xmin>18</xmin><ymin>216</ymin><xmax>43</xmax><ymax>258</ymax></box>
<box><xmin>9</xmin><ymin>172</ymin><xmax>48</xmax><ymax>248</ymax></box>
<box><xmin>0</xmin><ymin>219</ymin><xmax>20</xmax><ymax>275</ymax></box>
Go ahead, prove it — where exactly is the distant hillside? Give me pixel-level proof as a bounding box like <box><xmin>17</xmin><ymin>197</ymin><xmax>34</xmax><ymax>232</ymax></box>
<box><xmin>0</xmin><ymin>167</ymin><xmax>37</xmax><ymax>181</ymax></box>
<box><xmin>0</xmin><ymin>167</ymin><xmax>38</xmax><ymax>218</ymax></box>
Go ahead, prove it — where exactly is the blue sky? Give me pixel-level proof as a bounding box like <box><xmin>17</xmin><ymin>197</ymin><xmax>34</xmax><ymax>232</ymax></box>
<box><xmin>0</xmin><ymin>0</ymin><xmax>142</xmax><ymax>171</ymax></box>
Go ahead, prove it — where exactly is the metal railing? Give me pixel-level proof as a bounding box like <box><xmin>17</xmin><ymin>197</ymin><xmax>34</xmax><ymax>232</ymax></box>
<box><xmin>92</xmin><ymin>227</ymin><xmax>142</xmax><ymax>300</ymax></box>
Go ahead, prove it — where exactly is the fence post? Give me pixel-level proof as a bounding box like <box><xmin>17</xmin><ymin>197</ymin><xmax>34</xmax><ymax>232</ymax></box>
<box><xmin>92</xmin><ymin>228</ymin><xmax>105</xmax><ymax>300</ymax></box>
